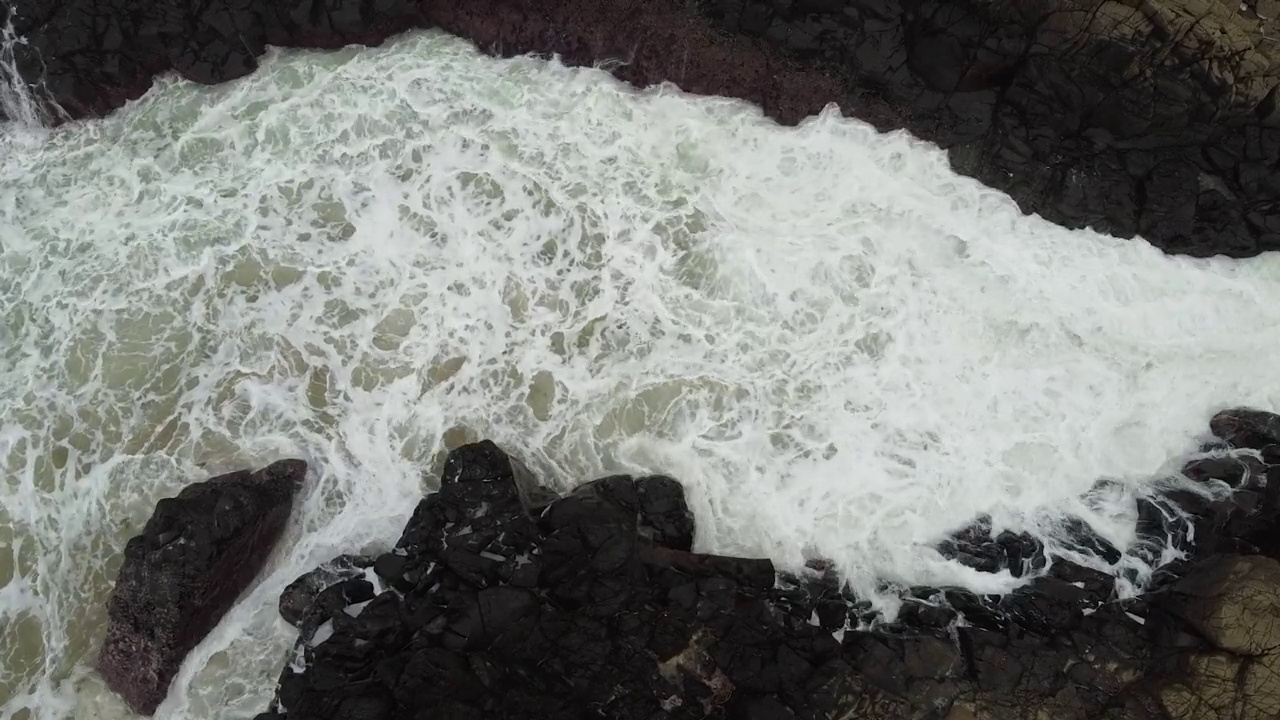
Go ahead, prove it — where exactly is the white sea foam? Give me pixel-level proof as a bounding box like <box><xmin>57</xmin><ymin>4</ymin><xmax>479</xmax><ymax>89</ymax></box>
<box><xmin>0</xmin><ymin>16</ymin><xmax>63</xmax><ymax>128</ymax></box>
<box><xmin>2</xmin><ymin>29</ymin><xmax>1280</xmax><ymax>720</ymax></box>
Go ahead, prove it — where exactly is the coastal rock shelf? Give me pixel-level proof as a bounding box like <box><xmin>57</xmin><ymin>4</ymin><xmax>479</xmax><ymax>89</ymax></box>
<box><xmin>4</xmin><ymin>0</ymin><xmax>1280</xmax><ymax>258</ymax></box>
<box><xmin>243</xmin><ymin>408</ymin><xmax>1280</xmax><ymax>720</ymax></box>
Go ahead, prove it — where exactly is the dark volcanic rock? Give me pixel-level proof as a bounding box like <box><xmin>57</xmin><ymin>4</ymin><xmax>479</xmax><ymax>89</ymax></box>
<box><xmin>278</xmin><ymin>553</ymin><xmax>372</xmax><ymax>628</ymax></box>
<box><xmin>1211</xmin><ymin>407</ymin><xmax>1280</xmax><ymax>451</ymax></box>
<box><xmin>6</xmin><ymin>0</ymin><xmax>1280</xmax><ymax>257</ymax></box>
<box><xmin>935</xmin><ymin>516</ymin><xmax>1047</xmax><ymax>577</ymax></box>
<box><xmin>258</xmin><ymin>411</ymin><xmax>1280</xmax><ymax>719</ymax></box>
<box><xmin>1181</xmin><ymin>454</ymin><xmax>1267</xmax><ymax>488</ymax></box>
<box><xmin>98</xmin><ymin>459</ymin><xmax>306</xmax><ymax>716</ymax></box>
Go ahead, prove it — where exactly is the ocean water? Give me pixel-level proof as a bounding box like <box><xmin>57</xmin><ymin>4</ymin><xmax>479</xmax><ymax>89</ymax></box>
<box><xmin>2</xmin><ymin>29</ymin><xmax>1280</xmax><ymax>720</ymax></box>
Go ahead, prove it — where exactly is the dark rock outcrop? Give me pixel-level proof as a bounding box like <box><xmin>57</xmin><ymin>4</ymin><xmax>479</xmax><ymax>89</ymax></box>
<box><xmin>255</xmin><ymin>409</ymin><xmax>1280</xmax><ymax>720</ymax></box>
<box><xmin>5</xmin><ymin>0</ymin><xmax>1280</xmax><ymax>258</ymax></box>
<box><xmin>97</xmin><ymin>459</ymin><xmax>307</xmax><ymax>715</ymax></box>
<box><xmin>700</xmin><ymin>0</ymin><xmax>1280</xmax><ymax>259</ymax></box>
<box><xmin>1211</xmin><ymin>407</ymin><xmax>1280</xmax><ymax>450</ymax></box>
<box><xmin>278</xmin><ymin>553</ymin><xmax>372</xmax><ymax>629</ymax></box>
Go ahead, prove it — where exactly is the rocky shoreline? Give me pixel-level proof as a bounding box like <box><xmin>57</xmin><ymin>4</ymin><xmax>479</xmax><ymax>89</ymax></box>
<box><xmin>8</xmin><ymin>0</ymin><xmax>1280</xmax><ymax>716</ymax></box>
<box><xmin>97</xmin><ymin>409</ymin><xmax>1280</xmax><ymax>719</ymax></box>
<box><xmin>250</xmin><ymin>409</ymin><xmax>1280</xmax><ymax>720</ymax></box>
<box><xmin>5</xmin><ymin>0</ymin><xmax>1280</xmax><ymax>258</ymax></box>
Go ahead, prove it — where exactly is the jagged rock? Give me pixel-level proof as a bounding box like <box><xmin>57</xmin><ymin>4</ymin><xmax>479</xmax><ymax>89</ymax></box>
<box><xmin>278</xmin><ymin>554</ymin><xmax>373</xmax><ymax>628</ymax></box>
<box><xmin>98</xmin><ymin>459</ymin><xmax>307</xmax><ymax>715</ymax></box>
<box><xmin>255</xmin><ymin>416</ymin><xmax>1280</xmax><ymax>719</ymax></box>
<box><xmin>1059</xmin><ymin>516</ymin><xmax>1123</xmax><ymax>565</ymax></box>
<box><xmin>7</xmin><ymin>0</ymin><xmax>1280</xmax><ymax>256</ymax></box>
<box><xmin>260</xmin><ymin>441</ymin><xmax>782</xmax><ymax>719</ymax></box>
<box><xmin>935</xmin><ymin>516</ymin><xmax>1047</xmax><ymax>577</ymax></box>
<box><xmin>1048</xmin><ymin>559</ymin><xmax>1116</xmax><ymax>601</ymax></box>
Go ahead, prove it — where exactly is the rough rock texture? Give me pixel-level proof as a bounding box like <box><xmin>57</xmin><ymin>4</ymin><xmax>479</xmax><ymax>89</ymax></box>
<box><xmin>278</xmin><ymin>553</ymin><xmax>372</xmax><ymax>629</ymax></box>
<box><xmin>97</xmin><ymin>459</ymin><xmax>307</xmax><ymax>716</ymax></box>
<box><xmin>1154</xmin><ymin>556</ymin><xmax>1280</xmax><ymax>720</ymax></box>
<box><xmin>700</xmin><ymin>0</ymin><xmax>1280</xmax><ymax>258</ymax></box>
<box><xmin>5</xmin><ymin>0</ymin><xmax>1280</xmax><ymax>257</ymax></box>
<box><xmin>255</xmin><ymin>409</ymin><xmax>1280</xmax><ymax>720</ymax></box>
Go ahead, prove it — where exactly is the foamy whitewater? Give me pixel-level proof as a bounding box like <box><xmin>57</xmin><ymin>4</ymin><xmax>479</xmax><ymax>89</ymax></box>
<box><xmin>2</xmin><ymin>29</ymin><xmax>1280</xmax><ymax>720</ymax></box>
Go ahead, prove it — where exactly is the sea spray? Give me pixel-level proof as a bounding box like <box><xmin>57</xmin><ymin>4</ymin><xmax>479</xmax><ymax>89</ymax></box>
<box><xmin>0</xmin><ymin>16</ymin><xmax>60</xmax><ymax>127</ymax></box>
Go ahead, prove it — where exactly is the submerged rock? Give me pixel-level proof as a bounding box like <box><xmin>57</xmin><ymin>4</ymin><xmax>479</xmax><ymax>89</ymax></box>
<box><xmin>258</xmin><ymin>410</ymin><xmax>1280</xmax><ymax>719</ymax></box>
<box><xmin>98</xmin><ymin>459</ymin><xmax>306</xmax><ymax>715</ymax></box>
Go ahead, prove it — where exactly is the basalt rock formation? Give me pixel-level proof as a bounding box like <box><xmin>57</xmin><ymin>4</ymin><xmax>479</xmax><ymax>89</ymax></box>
<box><xmin>697</xmin><ymin>0</ymin><xmax>1280</xmax><ymax>258</ymax></box>
<box><xmin>4</xmin><ymin>0</ymin><xmax>1280</xmax><ymax>258</ymax></box>
<box><xmin>256</xmin><ymin>408</ymin><xmax>1280</xmax><ymax>720</ymax></box>
<box><xmin>98</xmin><ymin>459</ymin><xmax>307</xmax><ymax>715</ymax></box>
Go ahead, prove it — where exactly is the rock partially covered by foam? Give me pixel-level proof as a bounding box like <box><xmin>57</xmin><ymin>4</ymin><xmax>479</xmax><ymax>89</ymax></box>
<box><xmin>278</xmin><ymin>554</ymin><xmax>372</xmax><ymax>629</ymax></box>
<box><xmin>258</xmin><ymin>442</ymin><xmax>840</xmax><ymax>719</ymax></box>
<box><xmin>1139</xmin><ymin>408</ymin><xmax>1280</xmax><ymax>562</ymax></box>
<box><xmin>257</xmin><ymin>420</ymin><xmax>1280</xmax><ymax>720</ymax></box>
<box><xmin>98</xmin><ymin>459</ymin><xmax>306</xmax><ymax>715</ymax></box>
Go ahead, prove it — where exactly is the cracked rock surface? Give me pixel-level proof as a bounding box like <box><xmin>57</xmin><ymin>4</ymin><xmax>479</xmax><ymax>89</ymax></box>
<box><xmin>1156</xmin><ymin>556</ymin><xmax>1280</xmax><ymax>720</ymax></box>
<box><xmin>252</xmin><ymin>409</ymin><xmax>1280</xmax><ymax>720</ymax></box>
<box><xmin>5</xmin><ymin>0</ymin><xmax>1280</xmax><ymax>257</ymax></box>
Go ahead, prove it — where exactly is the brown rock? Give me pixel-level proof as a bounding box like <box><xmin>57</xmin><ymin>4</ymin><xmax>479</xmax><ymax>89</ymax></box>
<box><xmin>1171</xmin><ymin>555</ymin><xmax>1280</xmax><ymax>655</ymax></box>
<box><xmin>98</xmin><ymin>460</ymin><xmax>306</xmax><ymax>715</ymax></box>
<box><xmin>1158</xmin><ymin>555</ymin><xmax>1280</xmax><ymax>720</ymax></box>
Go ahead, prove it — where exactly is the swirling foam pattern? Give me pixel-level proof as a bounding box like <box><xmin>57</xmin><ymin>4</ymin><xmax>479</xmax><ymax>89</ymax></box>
<box><xmin>1</xmin><ymin>30</ymin><xmax>1280</xmax><ymax>720</ymax></box>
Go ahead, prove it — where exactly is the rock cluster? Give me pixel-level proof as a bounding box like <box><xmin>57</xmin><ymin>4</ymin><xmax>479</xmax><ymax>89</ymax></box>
<box><xmin>97</xmin><ymin>459</ymin><xmax>307</xmax><ymax>715</ymax></box>
<box><xmin>253</xmin><ymin>408</ymin><xmax>1280</xmax><ymax>720</ymax></box>
<box><xmin>699</xmin><ymin>0</ymin><xmax>1280</xmax><ymax>258</ymax></box>
<box><xmin>6</xmin><ymin>0</ymin><xmax>1280</xmax><ymax>257</ymax></box>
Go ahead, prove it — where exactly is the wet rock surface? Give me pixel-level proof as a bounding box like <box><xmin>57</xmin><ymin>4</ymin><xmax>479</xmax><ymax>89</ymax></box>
<box><xmin>98</xmin><ymin>459</ymin><xmax>307</xmax><ymax>715</ymax></box>
<box><xmin>256</xmin><ymin>409</ymin><xmax>1280</xmax><ymax>720</ymax></box>
<box><xmin>5</xmin><ymin>0</ymin><xmax>1280</xmax><ymax>258</ymax></box>
<box><xmin>278</xmin><ymin>554</ymin><xmax>372</xmax><ymax>629</ymax></box>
